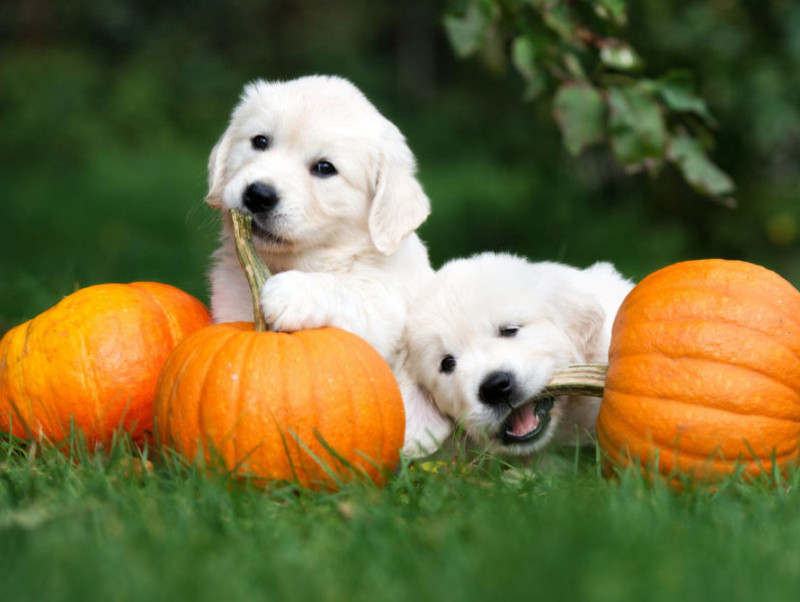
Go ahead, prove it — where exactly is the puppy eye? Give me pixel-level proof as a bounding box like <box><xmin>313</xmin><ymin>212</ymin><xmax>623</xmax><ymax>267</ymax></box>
<box><xmin>311</xmin><ymin>160</ymin><xmax>337</xmax><ymax>178</ymax></box>
<box><xmin>251</xmin><ymin>135</ymin><xmax>271</xmax><ymax>151</ymax></box>
<box><xmin>498</xmin><ymin>325</ymin><xmax>520</xmax><ymax>338</ymax></box>
<box><xmin>440</xmin><ymin>355</ymin><xmax>457</xmax><ymax>374</ymax></box>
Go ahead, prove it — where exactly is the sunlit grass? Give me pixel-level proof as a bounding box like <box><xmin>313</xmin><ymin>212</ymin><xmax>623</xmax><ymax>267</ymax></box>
<box><xmin>2</xmin><ymin>429</ymin><xmax>800</xmax><ymax>602</ymax></box>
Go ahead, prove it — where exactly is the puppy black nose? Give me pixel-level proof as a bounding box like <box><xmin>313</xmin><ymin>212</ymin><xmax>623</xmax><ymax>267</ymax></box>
<box><xmin>243</xmin><ymin>182</ymin><xmax>279</xmax><ymax>214</ymax></box>
<box><xmin>479</xmin><ymin>371</ymin><xmax>515</xmax><ymax>405</ymax></box>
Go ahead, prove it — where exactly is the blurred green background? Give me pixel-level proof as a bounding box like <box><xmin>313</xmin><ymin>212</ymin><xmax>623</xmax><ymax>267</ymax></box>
<box><xmin>2</xmin><ymin>0</ymin><xmax>799</xmax><ymax>332</ymax></box>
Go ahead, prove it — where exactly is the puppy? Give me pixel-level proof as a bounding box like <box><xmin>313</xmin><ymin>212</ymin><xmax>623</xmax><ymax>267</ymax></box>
<box><xmin>402</xmin><ymin>252</ymin><xmax>634</xmax><ymax>458</ymax></box>
<box><xmin>205</xmin><ymin>75</ymin><xmax>440</xmax><ymax>452</ymax></box>
<box><xmin>206</xmin><ymin>75</ymin><xmax>433</xmax><ymax>360</ymax></box>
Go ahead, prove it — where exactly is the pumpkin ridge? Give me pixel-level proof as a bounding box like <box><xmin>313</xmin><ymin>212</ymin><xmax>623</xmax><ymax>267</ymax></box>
<box><xmin>614</xmin><ymin>312</ymin><xmax>800</xmax><ymax>360</ymax></box>
<box><xmin>600</xmin><ymin>430</ymin><xmax>796</xmax><ymax>479</ymax></box>
<box><xmin>271</xmin><ymin>331</ymin><xmax>314</xmax><ymax>484</ymax></box>
<box><xmin>10</xmin><ymin>319</ymin><xmax>44</xmax><ymax>438</ymax></box>
<box><xmin>598</xmin><ymin>413</ymin><xmax>799</xmax><ymax>466</ymax></box>
<box><xmin>212</xmin><ymin>328</ymin><xmax>256</xmax><ymax>470</ymax></box>
<box><xmin>9</xmin><ymin>320</ymin><xmax>38</xmax><ymax>437</ymax></box>
<box><xmin>598</xmin><ymin>405</ymin><xmax>799</xmax><ymax>471</ymax></box>
<box><xmin>607</xmin><ymin>351</ymin><xmax>800</xmax><ymax>414</ymax></box>
<box><xmin>280</xmin><ymin>332</ymin><xmax>303</xmax><ymax>481</ymax></box>
<box><xmin>614</xmin><ymin>340</ymin><xmax>800</xmax><ymax>394</ymax></box>
<box><xmin>309</xmin><ymin>330</ymin><xmax>347</xmax><ymax>481</ymax></box>
<box><xmin>238</xmin><ymin>329</ymin><xmax>282</xmax><ymax>476</ymax></box>
<box><xmin>158</xmin><ymin>326</ymin><xmax>222</xmax><ymax>451</ymax></box>
<box><xmin>603</xmin><ymin>385</ymin><xmax>800</xmax><ymax>436</ymax></box>
<box><xmin>192</xmin><ymin>327</ymin><xmax>242</xmax><ymax>462</ymax></box>
<box><xmin>347</xmin><ymin>334</ymin><xmax>384</xmax><ymax>473</ymax></box>
<box><xmin>231</xmin><ymin>331</ymin><xmax>257</xmax><ymax>475</ymax></box>
<box><xmin>330</xmin><ymin>331</ymin><xmax>358</xmax><ymax>473</ymax></box>
<box><xmin>128</xmin><ymin>283</ymin><xmax>185</xmax><ymax>345</ymax></box>
<box><xmin>629</xmin><ymin>259</ymin><xmax>800</xmax><ymax>299</ymax></box>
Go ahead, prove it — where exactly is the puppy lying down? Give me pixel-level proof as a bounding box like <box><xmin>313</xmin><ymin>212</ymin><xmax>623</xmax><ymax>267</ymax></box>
<box><xmin>401</xmin><ymin>252</ymin><xmax>633</xmax><ymax>459</ymax></box>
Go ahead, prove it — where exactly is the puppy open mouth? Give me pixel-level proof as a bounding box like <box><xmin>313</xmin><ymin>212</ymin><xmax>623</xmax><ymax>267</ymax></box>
<box><xmin>500</xmin><ymin>396</ymin><xmax>554</xmax><ymax>444</ymax></box>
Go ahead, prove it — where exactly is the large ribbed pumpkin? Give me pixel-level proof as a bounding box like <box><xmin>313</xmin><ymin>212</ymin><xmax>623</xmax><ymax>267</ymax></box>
<box><xmin>0</xmin><ymin>282</ymin><xmax>210</xmax><ymax>446</ymax></box>
<box><xmin>596</xmin><ymin>259</ymin><xmax>800</xmax><ymax>482</ymax></box>
<box><xmin>153</xmin><ymin>323</ymin><xmax>405</xmax><ymax>489</ymax></box>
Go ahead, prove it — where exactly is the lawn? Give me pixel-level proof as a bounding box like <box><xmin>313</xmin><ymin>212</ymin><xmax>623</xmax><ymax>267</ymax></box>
<box><xmin>2</xmin><ymin>433</ymin><xmax>799</xmax><ymax>602</ymax></box>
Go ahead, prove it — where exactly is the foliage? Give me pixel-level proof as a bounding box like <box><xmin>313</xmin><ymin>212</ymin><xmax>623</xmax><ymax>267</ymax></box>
<box><xmin>444</xmin><ymin>0</ymin><xmax>735</xmax><ymax>202</ymax></box>
<box><xmin>0</xmin><ymin>0</ymin><xmax>799</xmax><ymax>328</ymax></box>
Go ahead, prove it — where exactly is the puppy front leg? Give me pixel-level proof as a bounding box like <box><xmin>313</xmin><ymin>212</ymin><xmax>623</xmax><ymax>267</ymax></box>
<box><xmin>260</xmin><ymin>270</ymin><xmax>399</xmax><ymax>359</ymax></box>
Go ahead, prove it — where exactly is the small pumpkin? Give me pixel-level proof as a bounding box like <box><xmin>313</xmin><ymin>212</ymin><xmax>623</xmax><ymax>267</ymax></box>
<box><xmin>596</xmin><ymin>259</ymin><xmax>800</xmax><ymax>482</ymax></box>
<box><xmin>152</xmin><ymin>211</ymin><xmax>405</xmax><ymax>489</ymax></box>
<box><xmin>0</xmin><ymin>282</ymin><xmax>210</xmax><ymax>446</ymax></box>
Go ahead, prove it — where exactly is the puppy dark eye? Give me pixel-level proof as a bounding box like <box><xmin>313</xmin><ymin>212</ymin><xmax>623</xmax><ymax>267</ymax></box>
<box><xmin>311</xmin><ymin>160</ymin><xmax>337</xmax><ymax>177</ymax></box>
<box><xmin>499</xmin><ymin>325</ymin><xmax>520</xmax><ymax>338</ymax></box>
<box><xmin>251</xmin><ymin>135</ymin><xmax>271</xmax><ymax>151</ymax></box>
<box><xmin>440</xmin><ymin>355</ymin><xmax>457</xmax><ymax>374</ymax></box>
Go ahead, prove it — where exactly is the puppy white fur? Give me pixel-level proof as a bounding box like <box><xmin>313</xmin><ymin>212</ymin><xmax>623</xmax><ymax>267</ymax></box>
<box><xmin>402</xmin><ymin>252</ymin><xmax>634</xmax><ymax>458</ymax></box>
<box><xmin>206</xmin><ymin>75</ymin><xmax>437</xmax><ymax>447</ymax></box>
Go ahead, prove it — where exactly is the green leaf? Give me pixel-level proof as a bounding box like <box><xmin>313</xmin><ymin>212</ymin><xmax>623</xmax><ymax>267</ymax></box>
<box><xmin>523</xmin><ymin>76</ymin><xmax>546</xmax><ymax>101</ymax></box>
<box><xmin>668</xmin><ymin>133</ymin><xmax>735</xmax><ymax>199</ymax></box>
<box><xmin>592</xmin><ymin>0</ymin><xmax>627</xmax><ymax>24</ymax></box>
<box><xmin>541</xmin><ymin>1</ymin><xmax>580</xmax><ymax>44</ymax></box>
<box><xmin>553</xmin><ymin>82</ymin><xmax>606</xmax><ymax>155</ymax></box>
<box><xmin>607</xmin><ymin>85</ymin><xmax>667</xmax><ymax>165</ymax></box>
<box><xmin>656</xmin><ymin>71</ymin><xmax>717</xmax><ymax>126</ymax></box>
<box><xmin>443</xmin><ymin>2</ymin><xmax>492</xmax><ymax>58</ymax></box>
<box><xmin>599</xmin><ymin>43</ymin><xmax>641</xmax><ymax>71</ymax></box>
<box><xmin>512</xmin><ymin>36</ymin><xmax>537</xmax><ymax>80</ymax></box>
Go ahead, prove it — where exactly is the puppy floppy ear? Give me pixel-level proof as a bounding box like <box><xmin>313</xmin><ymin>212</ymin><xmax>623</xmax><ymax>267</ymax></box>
<box><xmin>205</xmin><ymin>128</ymin><xmax>232</xmax><ymax>209</ymax></box>
<box><xmin>401</xmin><ymin>382</ymin><xmax>454</xmax><ymax>459</ymax></box>
<box><xmin>369</xmin><ymin>133</ymin><xmax>431</xmax><ymax>255</ymax></box>
<box><xmin>394</xmin><ymin>352</ymin><xmax>453</xmax><ymax>458</ymax></box>
<box><xmin>556</xmin><ymin>289</ymin><xmax>607</xmax><ymax>362</ymax></box>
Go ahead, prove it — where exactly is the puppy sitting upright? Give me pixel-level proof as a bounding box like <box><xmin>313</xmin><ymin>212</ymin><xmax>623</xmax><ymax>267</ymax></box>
<box><xmin>205</xmin><ymin>75</ymin><xmax>433</xmax><ymax>366</ymax></box>
<box><xmin>402</xmin><ymin>252</ymin><xmax>634</xmax><ymax>458</ymax></box>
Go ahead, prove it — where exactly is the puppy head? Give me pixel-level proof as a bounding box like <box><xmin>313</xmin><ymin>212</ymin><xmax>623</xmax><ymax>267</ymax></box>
<box><xmin>404</xmin><ymin>253</ymin><xmax>606</xmax><ymax>456</ymax></box>
<box><xmin>206</xmin><ymin>75</ymin><xmax>430</xmax><ymax>261</ymax></box>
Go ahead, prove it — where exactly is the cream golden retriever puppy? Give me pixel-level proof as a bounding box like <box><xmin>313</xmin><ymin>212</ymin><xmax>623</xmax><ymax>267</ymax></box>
<box><xmin>402</xmin><ymin>252</ymin><xmax>633</xmax><ymax>458</ymax></box>
<box><xmin>206</xmin><ymin>75</ymin><xmax>440</xmax><ymax>450</ymax></box>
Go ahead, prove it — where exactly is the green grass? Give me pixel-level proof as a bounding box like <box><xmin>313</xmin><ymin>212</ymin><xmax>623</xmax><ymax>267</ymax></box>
<box><xmin>2</xmin><ymin>433</ymin><xmax>800</xmax><ymax>602</ymax></box>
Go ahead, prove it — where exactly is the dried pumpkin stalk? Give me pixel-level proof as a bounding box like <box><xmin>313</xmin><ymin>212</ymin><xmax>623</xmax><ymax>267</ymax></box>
<box><xmin>538</xmin><ymin>363</ymin><xmax>608</xmax><ymax>400</ymax></box>
<box><xmin>230</xmin><ymin>209</ymin><xmax>273</xmax><ymax>332</ymax></box>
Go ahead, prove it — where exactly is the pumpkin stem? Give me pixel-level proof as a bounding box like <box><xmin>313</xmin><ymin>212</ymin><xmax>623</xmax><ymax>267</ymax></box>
<box><xmin>539</xmin><ymin>363</ymin><xmax>608</xmax><ymax>399</ymax></box>
<box><xmin>230</xmin><ymin>209</ymin><xmax>272</xmax><ymax>332</ymax></box>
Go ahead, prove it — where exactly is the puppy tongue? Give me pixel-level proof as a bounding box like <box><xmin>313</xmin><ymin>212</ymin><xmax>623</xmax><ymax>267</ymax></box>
<box><xmin>506</xmin><ymin>404</ymin><xmax>540</xmax><ymax>438</ymax></box>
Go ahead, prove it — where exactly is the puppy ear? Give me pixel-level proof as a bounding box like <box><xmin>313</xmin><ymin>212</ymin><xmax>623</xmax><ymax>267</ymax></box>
<box><xmin>401</xmin><ymin>382</ymin><xmax>454</xmax><ymax>459</ymax></box>
<box><xmin>369</xmin><ymin>134</ymin><xmax>431</xmax><ymax>255</ymax></box>
<box><xmin>394</xmin><ymin>354</ymin><xmax>453</xmax><ymax>458</ymax></box>
<box><xmin>205</xmin><ymin>128</ymin><xmax>232</xmax><ymax>209</ymax></box>
<box><xmin>558</xmin><ymin>290</ymin><xmax>607</xmax><ymax>362</ymax></box>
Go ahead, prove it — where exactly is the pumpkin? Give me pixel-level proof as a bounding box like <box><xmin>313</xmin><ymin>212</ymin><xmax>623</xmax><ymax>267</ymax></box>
<box><xmin>152</xmin><ymin>211</ymin><xmax>405</xmax><ymax>489</ymax></box>
<box><xmin>0</xmin><ymin>282</ymin><xmax>211</xmax><ymax>446</ymax></box>
<box><xmin>595</xmin><ymin>259</ymin><xmax>800</xmax><ymax>482</ymax></box>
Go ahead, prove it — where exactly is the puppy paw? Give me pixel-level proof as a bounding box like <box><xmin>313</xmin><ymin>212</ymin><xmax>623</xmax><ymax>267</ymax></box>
<box><xmin>259</xmin><ymin>271</ymin><xmax>340</xmax><ymax>332</ymax></box>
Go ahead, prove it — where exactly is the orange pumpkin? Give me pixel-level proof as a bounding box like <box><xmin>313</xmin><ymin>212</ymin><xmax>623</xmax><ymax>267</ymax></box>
<box><xmin>0</xmin><ymin>282</ymin><xmax>210</xmax><ymax>446</ymax></box>
<box><xmin>595</xmin><ymin>259</ymin><xmax>800</xmax><ymax>482</ymax></box>
<box><xmin>153</xmin><ymin>323</ymin><xmax>404</xmax><ymax>488</ymax></box>
<box><xmin>152</xmin><ymin>210</ymin><xmax>405</xmax><ymax>489</ymax></box>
